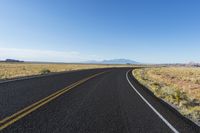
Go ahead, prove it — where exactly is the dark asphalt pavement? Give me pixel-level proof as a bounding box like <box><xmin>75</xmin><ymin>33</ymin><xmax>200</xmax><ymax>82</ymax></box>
<box><xmin>0</xmin><ymin>68</ymin><xmax>199</xmax><ymax>133</ymax></box>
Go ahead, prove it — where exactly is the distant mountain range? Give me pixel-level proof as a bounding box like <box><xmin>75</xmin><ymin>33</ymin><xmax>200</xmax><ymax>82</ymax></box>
<box><xmin>86</xmin><ymin>59</ymin><xmax>139</xmax><ymax>64</ymax></box>
<box><xmin>0</xmin><ymin>58</ymin><xmax>139</xmax><ymax>65</ymax></box>
<box><xmin>0</xmin><ymin>59</ymin><xmax>24</xmax><ymax>63</ymax></box>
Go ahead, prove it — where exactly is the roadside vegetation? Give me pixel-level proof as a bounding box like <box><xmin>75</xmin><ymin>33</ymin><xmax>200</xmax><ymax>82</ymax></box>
<box><xmin>133</xmin><ymin>67</ymin><xmax>200</xmax><ymax>125</ymax></box>
<box><xmin>0</xmin><ymin>62</ymin><xmax>132</xmax><ymax>80</ymax></box>
<box><xmin>40</xmin><ymin>68</ymin><xmax>51</xmax><ymax>74</ymax></box>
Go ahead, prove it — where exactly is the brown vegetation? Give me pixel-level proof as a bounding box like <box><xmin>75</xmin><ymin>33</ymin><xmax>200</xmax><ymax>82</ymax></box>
<box><xmin>133</xmin><ymin>67</ymin><xmax>200</xmax><ymax>125</ymax></box>
<box><xmin>0</xmin><ymin>62</ymin><xmax>131</xmax><ymax>80</ymax></box>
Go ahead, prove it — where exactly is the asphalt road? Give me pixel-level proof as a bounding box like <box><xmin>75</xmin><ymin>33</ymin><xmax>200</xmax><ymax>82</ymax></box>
<box><xmin>0</xmin><ymin>68</ymin><xmax>199</xmax><ymax>133</ymax></box>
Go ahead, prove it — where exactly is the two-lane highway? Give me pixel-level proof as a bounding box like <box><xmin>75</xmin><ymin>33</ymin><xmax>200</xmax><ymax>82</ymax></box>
<box><xmin>0</xmin><ymin>68</ymin><xmax>199</xmax><ymax>133</ymax></box>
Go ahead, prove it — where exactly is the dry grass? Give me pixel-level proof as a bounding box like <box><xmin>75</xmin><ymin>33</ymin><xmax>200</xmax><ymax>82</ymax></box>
<box><xmin>0</xmin><ymin>62</ymin><xmax>130</xmax><ymax>80</ymax></box>
<box><xmin>133</xmin><ymin>67</ymin><xmax>200</xmax><ymax>124</ymax></box>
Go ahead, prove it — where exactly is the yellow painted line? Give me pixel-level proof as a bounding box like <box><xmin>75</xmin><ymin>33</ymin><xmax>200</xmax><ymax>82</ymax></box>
<box><xmin>0</xmin><ymin>80</ymin><xmax>81</xmax><ymax>124</ymax></box>
<box><xmin>0</xmin><ymin>71</ymin><xmax>101</xmax><ymax>123</ymax></box>
<box><xmin>0</xmin><ymin>76</ymin><xmax>86</xmax><ymax>124</ymax></box>
<box><xmin>0</xmin><ymin>71</ymin><xmax>106</xmax><ymax>130</ymax></box>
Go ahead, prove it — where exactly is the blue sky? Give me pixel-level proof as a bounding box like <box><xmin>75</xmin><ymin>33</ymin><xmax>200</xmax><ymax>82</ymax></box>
<box><xmin>0</xmin><ymin>0</ymin><xmax>200</xmax><ymax>63</ymax></box>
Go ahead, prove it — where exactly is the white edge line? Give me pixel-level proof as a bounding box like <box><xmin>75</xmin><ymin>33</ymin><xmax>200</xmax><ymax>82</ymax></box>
<box><xmin>126</xmin><ymin>70</ymin><xmax>179</xmax><ymax>133</ymax></box>
<box><xmin>0</xmin><ymin>70</ymin><xmax>78</xmax><ymax>84</ymax></box>
<box><xmin>0</xmin><ymin>68</ymin><xmax>105</xmax><ymax>84</ymax></box>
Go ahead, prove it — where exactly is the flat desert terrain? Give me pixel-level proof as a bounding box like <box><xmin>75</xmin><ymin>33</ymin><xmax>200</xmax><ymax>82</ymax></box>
<box><xmin>0</xmin><ymin>62</ymin><xmax>129</xmax><ymax>80</ymax></box>
<box><xmin>133</xmin><ymin>67</ymin><xmax>200</xmax><ymax>124</ymax></box>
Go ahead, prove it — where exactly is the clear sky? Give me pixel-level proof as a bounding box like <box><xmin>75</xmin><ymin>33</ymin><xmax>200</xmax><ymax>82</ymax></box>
<box><xmin>0</xmin><ymin>0</ymin><xmax>200</xmax><ymax>63</ymax></box>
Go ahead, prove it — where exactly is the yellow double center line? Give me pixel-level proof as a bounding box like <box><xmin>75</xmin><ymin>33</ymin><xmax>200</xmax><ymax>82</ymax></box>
<box><xmin>0</xmin><ymin>71</ymin><xmax>106</xmax><ymax>130</ymax></box>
